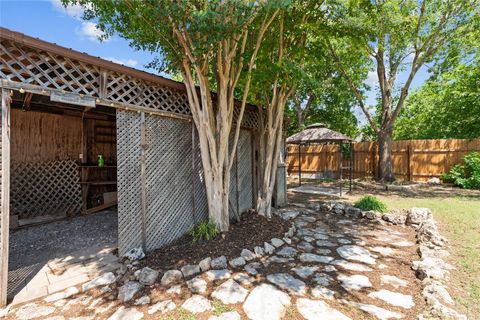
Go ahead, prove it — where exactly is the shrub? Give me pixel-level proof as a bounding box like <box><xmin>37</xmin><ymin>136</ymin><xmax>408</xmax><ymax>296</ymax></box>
<box><xmin>189</xmin><ymin>221</ymin><xmax>219</xmax><ymax>243</ymax></box>
<box><xmin>442</xmin><ymin>152</ymin><xmax>480</xmax><ymax>189</ymax></box>
<box><xmin>354</xmin><ymin>195</ymin><xmax>387</xmax><ymax>212</ymax></box>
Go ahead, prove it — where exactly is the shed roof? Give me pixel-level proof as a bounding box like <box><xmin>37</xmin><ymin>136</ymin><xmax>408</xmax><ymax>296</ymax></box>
<box><xmin>287</xmin><ymin>123</ymin><xmax>354</xmax><ymax>144</ymax></box>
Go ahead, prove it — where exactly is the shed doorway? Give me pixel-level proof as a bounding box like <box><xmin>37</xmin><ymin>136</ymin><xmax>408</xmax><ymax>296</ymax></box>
<box><xmin>7</xmin><ymin>92</ymin><xmax>119</xmax><ymax>305</ymax></box>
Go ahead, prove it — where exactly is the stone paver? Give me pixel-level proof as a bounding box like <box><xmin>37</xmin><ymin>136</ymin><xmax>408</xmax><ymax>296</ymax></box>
<box><xmin>243</xmin><ymin>284</ymin><xmax>291</xmax><ymax>320</ymax></box>
<box><xmin>211</xmin><ymin>279</ymin><xmax>249</xmax><ymax>304</ymax></box>
<box><xmin>297</xmin><ymin>298</ymin><xmax>351</xmax><ymax>320</ymax></box>
<box><xmin>15</xmin><ymin>303</ymin><xmax>56</xmax><ymax>320</ymax></box>
<box><xmin>338</xmin><ymin>274</ymin><xmax>372</xmax><ymax>290</ymax></box>
<box><xmin>147</xmin><ymin>300</ymin><xmax>176</xmax><ymax>315</ymax></box>
<box><xmin>337</xmin><ymin>245</ymin><xmax>376</xmax><ymax>265</ymax></box>
<box><xmin>182</xmin><ymin>295</ymin><xmax>212</xmax><ymax>313</ymax></box>
<box><xmin>267</xmin><ymin>273</ymin><xmax>306</xmax><ymax>296</ymax></box>
<box><xmin>368</xmin><ymin>290</ymin><xmax>415</xmax><ymax>309</ymax></box>
<box><xmin>299</xmin><ymin>253</ymin><xmax>334</xmax><ymax>264</ymax></box>
<box><xmin>107</xmin><ymin>306</ymin><xmax>143</xmax><ymax>320</ymax></box>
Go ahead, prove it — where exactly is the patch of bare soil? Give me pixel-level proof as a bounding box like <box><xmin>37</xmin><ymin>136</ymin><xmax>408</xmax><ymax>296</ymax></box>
<box><xmin>140</xmin><ymin>211</ymin><xmax>290</xmax><ymax>272</ymax></box>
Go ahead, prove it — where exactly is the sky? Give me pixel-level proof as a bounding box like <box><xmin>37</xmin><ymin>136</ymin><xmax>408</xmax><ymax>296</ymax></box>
<box><xmin>0</xmin><ymin>0</ymin><xmax>431</xmax><ymax>125</ymax></box>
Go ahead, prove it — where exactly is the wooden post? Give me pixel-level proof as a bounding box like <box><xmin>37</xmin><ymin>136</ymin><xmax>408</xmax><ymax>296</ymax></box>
<box><xmin>140</xmin><ymin>112</ymin><xmax>147</xmax><ymax>251</ymax></box>
<box><xmin>298</xmin><ymin>144</ymin><xmax>302</xmax><ymax>186</ymax></box>
<box><xmin>407</xmin><ymin>144</ymin><xmax>413</xmax><ymax>181</ymax></box>
<box><xmin>339</xmin><ymin>143</ymin><xmax>343</xmax><ymax>196</ymax></box>
<box><xmin>1</xmin><ymin>88</ymin><xmax>11</xmax><ymax>308</ymax></box>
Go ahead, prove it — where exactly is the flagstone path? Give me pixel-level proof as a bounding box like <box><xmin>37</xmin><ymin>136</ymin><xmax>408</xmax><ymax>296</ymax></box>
<box><xmin>2</xmin><ymin>205</ymin><xmax>426</xmax><ymax>320</ymax></box>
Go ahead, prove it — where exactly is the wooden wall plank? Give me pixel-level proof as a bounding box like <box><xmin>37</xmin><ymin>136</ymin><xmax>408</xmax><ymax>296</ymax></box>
<box><xmin>1</xmin><ymin>88</ymin><xmax>12</xmax><ymax>308</ymax></box>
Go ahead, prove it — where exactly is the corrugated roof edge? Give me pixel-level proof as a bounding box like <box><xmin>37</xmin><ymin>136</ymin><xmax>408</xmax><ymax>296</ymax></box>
<box><xmin>0</xmin><ymin>27</ymin><xmax>259</xmax><ymax>113</ymax></box>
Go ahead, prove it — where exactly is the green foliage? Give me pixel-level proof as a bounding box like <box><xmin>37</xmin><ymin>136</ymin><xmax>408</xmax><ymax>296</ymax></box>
<box><xmin>394</xmin><ymin>57</ymin><xmax>480</xmax><ymax>140</ymax></box>
<box><xmin>189</xmin><ymin>221</ymin><xmax>219</xmax><ymax>243</ymax></box>
<box><xmin>354</xmin><ymin>195</ymin><xmax>387</xmax><ymax>212</ymax></box>
<box><xmin>442</xmin><ymin>152</ymin><xmax>480</xmax><ymax>189</ymax></box>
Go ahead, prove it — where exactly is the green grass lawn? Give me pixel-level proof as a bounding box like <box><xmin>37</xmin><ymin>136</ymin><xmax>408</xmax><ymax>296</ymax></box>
<box><xmin>353</xmin><ymin>194</ymin><xmax>480</xmax><ymax>318</ymax></box>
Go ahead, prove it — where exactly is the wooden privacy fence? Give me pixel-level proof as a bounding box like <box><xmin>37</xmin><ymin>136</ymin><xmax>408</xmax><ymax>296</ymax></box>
<box><xmin>287</xmin><ymin>139</ymin><xmax>480</xmax><ymax>181</ymax></box>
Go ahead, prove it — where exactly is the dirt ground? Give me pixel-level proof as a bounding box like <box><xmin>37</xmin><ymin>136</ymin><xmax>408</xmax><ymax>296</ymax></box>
<box><xmin>9</xmin><ymin>209</ymin><xmax>117</xmax><ymax>271</ymax></box>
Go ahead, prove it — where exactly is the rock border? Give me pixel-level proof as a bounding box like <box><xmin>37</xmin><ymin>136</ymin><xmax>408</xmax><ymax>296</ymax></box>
<box><xmin>277</xmin><ymin>201</ymin><xmax>465</xmax><ymax>320</ymax></box>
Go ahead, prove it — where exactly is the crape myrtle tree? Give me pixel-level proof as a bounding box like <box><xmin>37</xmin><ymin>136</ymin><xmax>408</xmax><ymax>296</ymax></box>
<box><xmin>249</xmin><ymin>2</ymin><xmax>324</xmax><ymax>217</ymax></box>
<box><xmin>322</xmin><ymin>0</ymin><xmax>480</xmax><ymax>181</ymax></box>
<box><xmin>63</xmin><ymin>0</ymin><xmax>287</xmax><ymax>231</ymax></box>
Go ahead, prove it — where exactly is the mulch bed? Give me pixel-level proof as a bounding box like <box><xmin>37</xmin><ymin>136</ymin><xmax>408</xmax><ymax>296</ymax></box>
<box><xmin>140</xmin><ymin>211</ymin><xmax>290</xmax><ymax>272</ymax></box>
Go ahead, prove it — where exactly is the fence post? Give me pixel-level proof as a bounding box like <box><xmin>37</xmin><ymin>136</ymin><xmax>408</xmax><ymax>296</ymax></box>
<box><xmin>407</xmin><ymin>144</ymin><xmax>413</xmax><ymax>181</ymax></box>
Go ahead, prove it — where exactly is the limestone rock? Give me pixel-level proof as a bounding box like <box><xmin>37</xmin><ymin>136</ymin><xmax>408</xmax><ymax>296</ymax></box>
<box><xmin>280</xmin><ymin>211</ymin><xmax>300</xmax><ymax>220</ymax></box>
<box><xmin>241</xmin><ymin>249</ymin><xmax>256</xmax><ymax>261</ymax></box>
<box><xmin>266</xmin><ymin>273</ymin><xmax>306</xmax><ymax>296</ymax></box>
<box><xmin>182</xmin><ymin>295</ymin><xmax>212</xmax><ymax>313</ymax></box>
<box><xmin>199</xmin><ymin>257</ymin><xmax>212</xmax><ymax>272</ymax></box>
<box><xmin>134</xmin><ymin>296</ymin><xmax>150</xmax><ymax>305</ymax></box>
<box><xmin>330</xmin><ymin>260</ymin><xmax>373</xmax><ymax>272</ymax></box>
<box><xmin>423</xmin><ymin>281</ymin><xmax>454</xmax><ymax>305</ymax></box>
<box><xmin>297</xmin><ymin>241</ymin><xmax>314</xmax><ymax>252</ymax></box>
<box><xmin>365</xmin><ymin>211</ymin><xmax>382</xmax><ymax>220</ymax></box>
<box><xmin>82</xmin><ymin>272</ymin><xmax>116</xmax><ymax>291</ymax></box>
<box><xmin>187</xmin><ymin>276</ymin><xmax>207</xmax><ymax>294</ymax></box>
<box><xmin>291</xmin><ymin>266</ymin><xmax>318</xmax><ymax>279</ymax></box>
<box><xmin>332</xmin><ymin>203</ymin><xmax>346</xmax><ymax>214</ymax></box>
<box><xmin>338</xmin><ymin>274</ymin><xmax>372</xmax><ymax>290</ymax></box>
<box><xmin>147</xmin><ymin>300</ymin><xmax>176</xmax><ymax>315</ymax></box>
<box><xmin>181</xmin><ymin>264</ymin><xmax>201</xmax><ymax>278</ymax></box>
<box><xmin>229</xmin><ymin>257</ymin><xmax>246</xmax><ymax>268</ymax></box>
<box><xmin>44</xmin><ymin>287</ymin><xmax>79</xmax><ymax>302</ymax></box>
<box><xmin>123</xmin><ymin>247</ymin><xmax>145</xmax><ymax>261</ymax></box>
<box><xmin>417</xmin><ymin>219</ymin><xmax>447</xmax><ymax>247</ymax></box>
<box><xmin>271</xmin><ymin>238</ymin><xmax>284</xmax><ymax>248</ymax></box>
<box><xmin>161</xmin><ymin>270</ymin><xmax>183</xmax><ymax>286</ymax></box>
<box><xmin>107</xmin><ymin>306</ymin><xmax>144</xmax><ymax>320</ymax></box>
<box><xmin>15</xmin><ymin>304</ymin><xmax>56</xmax><ymax>320</ymax></box>
<box><xmin>276</xmin><ymin>246</ymin><xmax>297</xmax><ymax>258</ymax></box>
<box><xmin>118</xmin><ymin>281</ymin><xmax>143</xmax><ymax>302</ymax></box>
<box><xmin>264</xmin><ymin>242</ymin><xmax>275</xmax><ymax>255</ymax></box>
<box><xmin>138</xmin><ymin>267</ymin><xmax>159</xmax><ymax>286</ymax></box>
<box><xmin>243</xmin><ymin>284</ymin><xmax>291</xmax><ymax>320</ymax></box>
<box><xmin>299</xmin><ymin>253</ymin><xmax>334</xmax><ymax>264</ymax></box>
<box><xmin>382</xmin><ymin>210</ymin><xmax>407</xmax><ymax>225</ymax></box>
<box><xmin>254</xmin><ymin>246</ymin><xmax>264</xmax><ymax>257</ymax></box>
<box><xmin>296</xmin><ymin>298</ymin><xmax>351</xmax><ymax>320</ymax></box>
<box><xmin>311</xmin><ymin>286</ymin><xmax>335</xmax><ymax>300</ymax></box>
<box><xmin>211</xmin><ymin>279</ymin><xmax>249</xmax><ymax>304</ymax></box>
<box><xmin>407</xmin><ymin>207</ymin><xmax>432</xmax><ymax>226</ymax></box>
<box><xmin>206</xmin><ymin>269</ymin><xmax>231</xmax><ymax>281</ymax></box>
<box><xmin>368</xmin><ymin>290</ymin><xmax>414</xmax><ymax>309</ymax></box>
<box><xmin>336</xmin><ymin>245</ymin><xmax>376</xmax><ymax>265</ymax></box>
<box><xmin>211</xmin><ymin>256</ymin><xmax>228</xmax><ymax>269</ymax></box>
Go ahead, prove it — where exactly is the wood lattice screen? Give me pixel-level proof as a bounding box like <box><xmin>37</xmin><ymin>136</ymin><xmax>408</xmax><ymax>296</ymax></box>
<box><xmin>0</xmin><ymin>38</ymin><xmax>260</xmax><ymax>128</ymax></box>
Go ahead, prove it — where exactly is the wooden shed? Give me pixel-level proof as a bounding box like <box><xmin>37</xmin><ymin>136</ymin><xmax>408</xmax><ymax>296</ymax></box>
<box><xmin>0</xmin><ymin>27</ymin><xmax>260</xmax><ymax>306</ymax></box>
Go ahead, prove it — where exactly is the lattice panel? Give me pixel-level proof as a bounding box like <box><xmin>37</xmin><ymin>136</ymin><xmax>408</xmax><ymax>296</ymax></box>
<box><xmin>10</xmin><ymin>160</ymin><xmax>82</xmax><ymax>219</ymax></box>
<box><xmin>144</xmin><ymin>116</ymin><xmax>196</xmax><ymax>251</ymax></box>
<box><xmin>116</xmin><ymin>110</ymin><xmax>143</xmax><ymax>255</ymax></box>
<box><xmin>192</xmin><ymin>129</ymin><xmax>209</xmax><ymax>223</ymax></box>
<box><xmin>238</xmin><ymin>131</ymin><xmax>254</xmax><ymax>213</ymax></box>
<box><xmin>0</xmin><ymin>41</ymin><xmax>100</xmax><ymax>96</ymax></box>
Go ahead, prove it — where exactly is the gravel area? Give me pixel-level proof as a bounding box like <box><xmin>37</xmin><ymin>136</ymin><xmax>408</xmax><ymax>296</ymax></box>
<box><xmin>9</xmin><ymin>209</ymin><xmax>117</xmax><ymax>271</ymax></box>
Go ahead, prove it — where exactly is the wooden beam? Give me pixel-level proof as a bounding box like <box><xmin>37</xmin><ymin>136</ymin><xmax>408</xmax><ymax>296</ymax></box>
<box><xmin>0</xmin><ymin>88</ymin><xmax>12</xmax><ymax>308</ymax></box>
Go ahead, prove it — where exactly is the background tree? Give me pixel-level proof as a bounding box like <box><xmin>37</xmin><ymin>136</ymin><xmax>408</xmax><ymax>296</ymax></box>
<box><xmin>394</xmin><ymin>58</ymin><xmax>480</xmax><ymax>140</ymax></box>
<box><xmin>322</xmin><ymin>0</ymin><xmax>480</xmax><ymax>181</ymax></box>
<box><xmin>284</xmin><ymin>38</ymin><xmax>368</xmax><ymax>138</ymax></box>
<box><xmin>65</xmin><ymin>0</ymin><xmax>284</xmax><ymax>231</ymax></box>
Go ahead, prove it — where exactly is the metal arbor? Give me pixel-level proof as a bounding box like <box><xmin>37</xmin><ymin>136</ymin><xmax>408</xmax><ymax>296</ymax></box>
<box><xmin>287</xmin><ymin>123</ymin><xmax>354</xmax><ymax>196</ymax></box>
